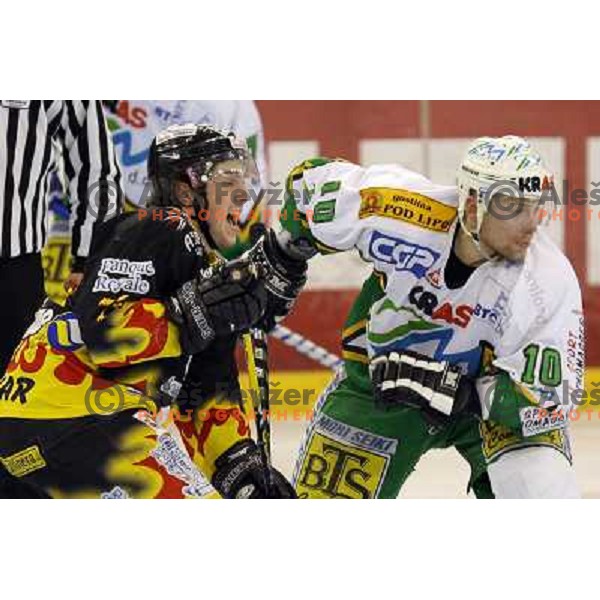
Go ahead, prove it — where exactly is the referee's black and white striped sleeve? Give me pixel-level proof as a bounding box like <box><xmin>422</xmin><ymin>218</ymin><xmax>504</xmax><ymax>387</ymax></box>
<box><xmin>59</xmin><ymin>100</ymin><xmax>122</xmax><ymax>269</ymax></box>
<box><xmin>0</xmin><ymin>101</ymin><xmax>54</xmax><ymax>258</ymax></box>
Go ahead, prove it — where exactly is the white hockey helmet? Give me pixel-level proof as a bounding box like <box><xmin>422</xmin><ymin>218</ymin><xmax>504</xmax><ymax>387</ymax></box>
<box><xmin>456</xmin><ymin>135</ymin><xmax>553</xmax><ymax>244</ymax></box>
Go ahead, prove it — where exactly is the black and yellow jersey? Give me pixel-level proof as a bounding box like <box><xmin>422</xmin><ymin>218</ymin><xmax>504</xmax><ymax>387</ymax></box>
<box><xmin>0</xmin><ymin>208</ymin><xmax>232</xmax><ymax>421</ymax></box>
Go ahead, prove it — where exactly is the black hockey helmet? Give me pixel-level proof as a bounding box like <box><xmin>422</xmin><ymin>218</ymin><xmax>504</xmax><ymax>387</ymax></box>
<box><xmin>147</xmin><ymin>123</ymin><xmax>256</xmax><ymax>211</ymax></box>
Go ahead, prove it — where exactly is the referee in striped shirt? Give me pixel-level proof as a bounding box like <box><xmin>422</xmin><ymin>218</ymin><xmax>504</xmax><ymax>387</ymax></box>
<box><xmin>0</xmin><ymin>100</ymin><xmax>121</xmax><ymax>375</ymax></box>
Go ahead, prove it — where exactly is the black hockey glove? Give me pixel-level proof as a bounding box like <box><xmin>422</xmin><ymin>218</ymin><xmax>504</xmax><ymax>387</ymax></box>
<box><xmin>244</xmin><ymin>228</ymin><xmax>308</xmax><ymax>332</ymax></box>
<box><xmin>370</xmin><ymin>350</ymin><xmax>480</xmax><ymax>426</ymax></box>
<box><xmin>212</xmin><ymin>439</ymin><xmax>297</xmax><ymax>499</ymax></box>
<box><xmin>167</xmin><ymin>258</ymin><xmax>268</xmax><ymax>355</ymax></box>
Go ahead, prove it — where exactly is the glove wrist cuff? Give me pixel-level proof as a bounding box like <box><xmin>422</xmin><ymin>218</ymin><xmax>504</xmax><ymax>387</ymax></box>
<box><xmin>265</xmin><ymin>229</ymin><xmax>307</xmax><ymax>280</ymax></box>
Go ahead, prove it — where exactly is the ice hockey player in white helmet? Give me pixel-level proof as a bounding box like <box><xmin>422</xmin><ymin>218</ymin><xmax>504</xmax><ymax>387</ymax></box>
<box><xmin>456</xmin><ymin>135</ymin><xmax>555</xmax><ymax>262</ymax></box>
<box><xmin>253</xmin><ymin>136</ymin><xmax>582</xmax><ymax>498</ymax></box>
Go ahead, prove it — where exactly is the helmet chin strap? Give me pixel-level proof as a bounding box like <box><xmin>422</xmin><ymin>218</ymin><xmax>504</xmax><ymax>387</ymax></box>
<box><xmin>468</xmin><ymin>230</ymin><xmax>500</xmax><ymax>263</ymax></box>
<box><xmin>457</xmin><ymin>209</ymin><xmax>500</xmax><ymax>265</ymax></box>
<box><xmin>176</xmin><ymin>186</ymin><xmax>223</xmax><ymax>256</ymax></box>
<box><xmin>194</xmin><ymin>195</ymin><xmax>221</xmax><ymax>253</ymax></box>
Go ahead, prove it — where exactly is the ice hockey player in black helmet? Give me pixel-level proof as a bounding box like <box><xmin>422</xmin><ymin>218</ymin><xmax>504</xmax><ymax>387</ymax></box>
<box><xmin>0</xmin><ymin>123</ymin><xmax>297</xmax><ymax>499</ymax></box>
<box><xmin>147</xmin><ymin>123</ymin><xmax>259</xmax><ymax>250</ymax></box>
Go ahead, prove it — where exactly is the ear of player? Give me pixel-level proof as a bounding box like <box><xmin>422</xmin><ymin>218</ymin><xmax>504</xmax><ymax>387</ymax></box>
<box><xmin>370</xmin><ymin>350</ymin><xmax>481</xmax><ymax>425</ymax></box>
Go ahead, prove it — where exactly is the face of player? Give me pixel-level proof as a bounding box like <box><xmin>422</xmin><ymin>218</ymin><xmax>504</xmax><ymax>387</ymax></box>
<box><xmin>478</xmin><ymin>195</ymin><xmax>540</xmax><ymax>262</ymax></box>
<box><xmin>173</xmin><ymin>160</ymin><xmax>248</xmax><ymax>250</ymax></box>
<box><xmin>204</xmin><ymin>160</ymin><xmax>249</xmax><ymax>250</ymax></box>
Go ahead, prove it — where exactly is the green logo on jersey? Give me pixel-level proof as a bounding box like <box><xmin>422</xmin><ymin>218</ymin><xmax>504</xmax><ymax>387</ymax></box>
<box><xmin>313</xmin><ymin>200</ymin><xmax>337</xmax><ymax>224</ymax></box>
<box><xmin>369</xmin><ymin>299</ymin><xmax>441</xmax><ymax>345</ymax></box>
<box><xmin>321</xmin><ymin>180</ymin><xmax>341</xmax><ymax>194</ymax></box>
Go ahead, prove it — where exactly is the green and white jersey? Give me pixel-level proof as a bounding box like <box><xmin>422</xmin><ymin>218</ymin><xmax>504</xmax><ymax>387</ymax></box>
<box><xmin>282</xmin><ymin>158</ymin><xmax>585</xmax><ymax>435</ymax></box>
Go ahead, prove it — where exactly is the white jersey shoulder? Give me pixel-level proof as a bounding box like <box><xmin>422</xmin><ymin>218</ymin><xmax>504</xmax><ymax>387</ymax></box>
<box><xmin>500</xmin><ymin>230</ymin><xmax>580</xmax><ymax>341</ymax></box>
<box><xmin>491</xmin><ymin>230</ymin><xmax>584</xmax><ymax>406</ymax></box>
<box><xmin>523</xmin><ymin>229</ymin><xmax>579</xmax><ymax>297</ymax></box>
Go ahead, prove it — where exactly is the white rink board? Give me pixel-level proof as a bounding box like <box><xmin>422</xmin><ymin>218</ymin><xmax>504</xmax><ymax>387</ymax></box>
<box><xmin>587</xmin><ymin>137</ymin><xmax>600</xmax><ymax>285</ymax></box>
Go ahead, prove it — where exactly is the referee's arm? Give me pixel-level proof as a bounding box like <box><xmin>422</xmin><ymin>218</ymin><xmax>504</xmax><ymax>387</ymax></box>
<box><xmin>59</xmin><ymin>101</ymin><xmax>122</xmax><ymax>273</ymax></box>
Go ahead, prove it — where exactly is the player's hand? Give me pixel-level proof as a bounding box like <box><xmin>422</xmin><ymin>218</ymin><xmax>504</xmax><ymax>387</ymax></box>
<box><xmin>369</xmin><ymin>350</ymin><xmax>480</xmax><ymax>425</ymax></box>
<box><xmin>167</xmin><ymin>258</ymin><xmax>268</xmax><ymax>354</ymax></box>
<box><xmin>244</xmin><ymin>228</ymin><xmax>307</xmax><ymax>331</ymax></box>
<box><xmin>212</xmin><ymin>439</ymin><xmax>297</xmax><ymax>499</ymax></box>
